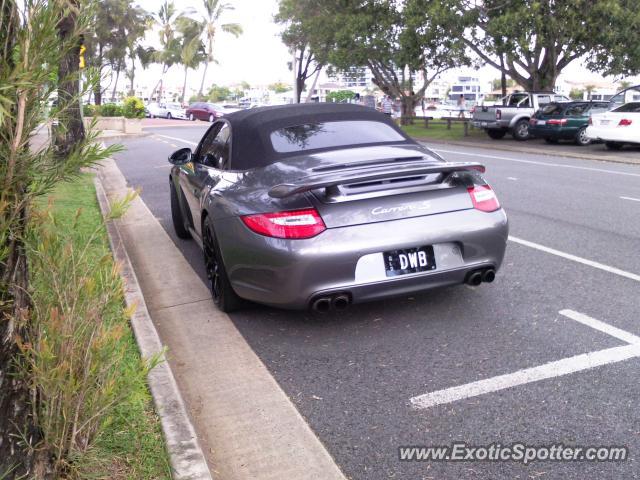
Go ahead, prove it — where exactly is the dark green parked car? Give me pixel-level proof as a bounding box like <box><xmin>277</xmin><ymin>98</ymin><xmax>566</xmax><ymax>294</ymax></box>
<box><xmin>529</xmin><ymin>101</ymin><xmax>610</xmax><ymax>146</ymax></box>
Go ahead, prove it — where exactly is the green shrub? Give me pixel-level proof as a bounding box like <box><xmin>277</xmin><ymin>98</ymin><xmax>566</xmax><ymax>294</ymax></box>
<box><xmin>122</xmin><ymin>96</ymin><xmax>146</xmax><ymax>119</ymax></box>
<box><xmin>23</xmin><ymin>177</ymin><xmax>168</xmax><ymax>478</ymax></box>
<box><xmin>100</xmin><ymin>103</ymin><xmax>124</xmax><ymax>117</ymax></box>
<box><xmin>82</xmin><ymin>104</ymin><xmax>101</xmax><ymax>117</ymax></box>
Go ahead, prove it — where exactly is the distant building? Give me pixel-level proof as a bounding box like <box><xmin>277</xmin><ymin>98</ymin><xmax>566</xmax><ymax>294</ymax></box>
<box><xmin>448</xmin><ymin>76</ymin><xmax>491</xmax><ymax>103</ymax></box>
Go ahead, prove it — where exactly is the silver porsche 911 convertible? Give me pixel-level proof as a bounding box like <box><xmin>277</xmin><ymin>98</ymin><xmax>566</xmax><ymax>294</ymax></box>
<box><xmin>168</xmin><ymin>103</ymin><xmax>508</xmax><ymax>312</ymax></box>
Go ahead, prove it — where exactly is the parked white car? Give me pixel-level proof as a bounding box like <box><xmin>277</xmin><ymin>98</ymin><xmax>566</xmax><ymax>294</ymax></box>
<box><xmin>146</xmin><ymin>102</ymin><xmax>187</xmax><ymax>120</ymax></box>
<box><xmin>586</xmin><ymin>102</ymin><xmax>640</xmax><ymax>150</ymax></box>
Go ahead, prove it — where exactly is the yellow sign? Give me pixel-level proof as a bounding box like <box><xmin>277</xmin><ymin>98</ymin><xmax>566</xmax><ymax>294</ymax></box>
<box><xmin>79</xmin><ymin>44</ymin><xmax>86</xmax><ymax>69</ymax></box>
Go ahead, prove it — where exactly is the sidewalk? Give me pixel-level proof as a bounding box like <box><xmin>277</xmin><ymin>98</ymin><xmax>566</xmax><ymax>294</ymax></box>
<box><xmin>413</xmin><ymin>135</ymin><xmax>640</xmax><ymax>166</ymax></box>
<box><xmin>97</xmin><ymin>159</ymin><xmax>346</xmax><ymax>480</ymax></box>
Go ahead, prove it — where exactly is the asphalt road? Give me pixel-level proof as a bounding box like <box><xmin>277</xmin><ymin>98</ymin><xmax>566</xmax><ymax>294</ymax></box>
<box><xmin>111</xmin><ymin>124</ymin><xmax>640</xmax><ymax>479</ymax></box>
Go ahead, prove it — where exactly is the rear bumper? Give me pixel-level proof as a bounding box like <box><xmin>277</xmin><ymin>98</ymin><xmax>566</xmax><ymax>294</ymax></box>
<box><xmin>586</xmin><ymin>126</ymin><xmax>637</xmax><ymax>143</ymax></box>
<box><xmin>472</xmin><ymin>120</ymin><xmax>508</xmax><ymax>129</ymax></box>
<box><xmin>529</xmin><ymin>125</ymin><xmax>577</xmax><ymax>140</ymax></box>
<box><xmin>214</xmin><ymin>208</ymin><xmax>509</xmax><ymax>309</ymax></box>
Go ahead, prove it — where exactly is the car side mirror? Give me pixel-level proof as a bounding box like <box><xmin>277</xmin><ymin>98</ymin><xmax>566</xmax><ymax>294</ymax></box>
<box><xmin>169</xmin><ymin>147</ymin><xmax>192</xmax><ymax>165</ymax></box>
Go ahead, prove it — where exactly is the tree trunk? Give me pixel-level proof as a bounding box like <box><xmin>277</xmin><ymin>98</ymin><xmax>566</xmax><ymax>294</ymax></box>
<box><xmin>129</xmin><ymin>54</ymin><xmax>136</xmax><ymax>96</ymax></box>
<box><xmin>499</xmin><ymin>54</ymin><xmax>507</xmax><ymax>97</ymax></box>
<box><xmin>400</xmin><ymin>96</ymin><xmax>417</xmax><ymax>125</ymax></box>
<box><xmin>94</xmin><ymin>44</ymin><xmax>103</xmax><ymax>105</ymax></box>
<box><xmin>181</xmin><ymin>66</ymin><xmax>188</xmax><ymax>104</ymax></box>
<box><xmin>111</xmin><ymin>63</ymin><xmax>121</xmax><ymax>103</ymax></box>
<box><xmin>55</xmin><ymin>7</ymin><xmax>85</xmax><ymax>159</ymax></box>
<box><xmin>0</xmin><ymin>202</ymin><xmax>38</xmax><ymax>479</ymax></box>
<box><xmin>305</xmin><ymin>66</ymin><xmax>322</xmax><ymax>103</ymax></box>
<box><xmin>199</xmin><ymin>59</ymin><xmax>210</xmax><ymax>99</ymax></box>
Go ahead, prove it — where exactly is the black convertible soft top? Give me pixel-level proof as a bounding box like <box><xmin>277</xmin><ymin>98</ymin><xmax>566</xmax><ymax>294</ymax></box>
<box><xmin>222</xmin><ymin>103</ymin><xmax>414</xmax><ymax>170</ymax></box>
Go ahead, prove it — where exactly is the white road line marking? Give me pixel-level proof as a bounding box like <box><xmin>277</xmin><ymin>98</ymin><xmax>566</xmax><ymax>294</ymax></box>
<box><xmin>170</xmin><ymin>144</ymin><xmax>178</xmax><ymax>148</ymax></box>
<box><xmin>559</xmin><ymin>310</ymin><xmax>640</xmax><ymax>345</ymax></box>
<box><xmin>429</xmin><ymin>147</ymin><xmax>640</xmax><ymax>178</ymax></box>
<box><xmin>154</xmin><ymin>134</ymin><xmax>198</xmax><ymax>146</ymax></box>
<box><xmin>507</xmin><ymin>177</ymin><xmax>518</xmax><ymax>181</ymax></box>
<box><xmin>508</xmin><ymin>235</ymin><xmax>640</xmax><ymax>283</ymax></box>
<box><xmin>411</xmin><ymin>310</ymin><xmax>640</xmax><ymax>409</ymax></box>
<box><xmin>410</xmin><ymin>344</ymin><xmax>640</xmax><ymax>409</ymax></box>
<box><xmin>620</xmin><ymin>196</ymin><xmax>640</xmax><ymax>202</ymax></box>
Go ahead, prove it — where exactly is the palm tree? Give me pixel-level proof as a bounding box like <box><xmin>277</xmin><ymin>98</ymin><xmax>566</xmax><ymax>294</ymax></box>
<box><xmin>177</xmin><ymin>18</ymin><xmax>207</xmax><ymax>103</ymax></box>
<box><xmin>197</xmin><ymin>0</ymin><xmax>243</xmax><ymax>98</ymax></box>
<box><xmin>150</xmin><ymin>0</ymin><xmax>184</xmax><ymax>101</ymax></box>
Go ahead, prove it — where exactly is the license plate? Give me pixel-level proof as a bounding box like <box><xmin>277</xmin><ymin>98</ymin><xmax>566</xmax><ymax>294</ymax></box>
<box><xmin>384</xmin><ymin>246</ymin><xmax>436</xmax><ymax>277</ymax></box>
<box><xmin>481</xmin><ymin>122</ymin><xmax>488</xmax><ymax>127</ymax></box>
<box><xmin>537</xmin><ymin>120</ymin><xmax>546</xmax><ymax>125</ymax></box>
<box><xmin>600</xmin><ymin>120</ymin><xmax>610</xmax><ymax>125</ymax></box>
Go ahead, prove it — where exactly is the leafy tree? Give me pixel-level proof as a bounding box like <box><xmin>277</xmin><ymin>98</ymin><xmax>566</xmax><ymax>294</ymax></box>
<box><xmin>269</xmin><ymin>81</ymin><xmax>292</xmax><ymax>93</ymax></box>
<box><xmin>208</xmin><ymin>84</ymin><xmax>231</xmax><ymax>101</ymax></box>
<box><xmin>123</xmin><ymin>5</ymin><xmax>153</xmax><ymax>96</ymax></box>
<box><xmin>569</xmin><ymin>88</ymin><xmax>584</xmax><ymax>100</ymax></box>
<box><xmin>150</xmin><ymin>0</ymin><xmax>184</xmax><ymax>101</ymax></box>
<box><xmin>315</xmin><ymin>0</ymin><xmax>468</xmax><ymax>120</ymax></box>
<box><xmin>276</xmin><ymin>0</ymin><xmax>335</xmax><ymax>103</ymax></box>
<box><xmin>586</xmin><ymin>0</ymin><xmax>640</xmax><ymax>77</ymax></box>
<box><xmin>442</xmin><ymin>0</ymin><xmax>639</xmax><ymax>91</ymax></box>
<box><xmin>1</xmin><ymin>0</ymin><xmax>117</xmax><ymax>474</ymax></box>
<box><xmin>177</xmin><ymin>18</ymin><xmax>207</xmax><ymax>103</ymax></box>
<box><xmin>618</xmin><ymin>80</ymin><xmax>633</xmax><ymax>91</ymax></box>
<box><xmin>198</xmin><ymin>0</ymin><xmax>242</xmax><ymax>97</ymax></box>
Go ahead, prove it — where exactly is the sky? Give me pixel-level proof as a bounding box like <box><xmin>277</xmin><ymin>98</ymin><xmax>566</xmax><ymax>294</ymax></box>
<box><xmin>133</xmin><ymin>0</ymin><xmax>293</xmax><ymax>92</ymax></box>
<box><xmin>128</xmin><ymin>0</ymin><xmax>636</xmax><ymax>97</ymax></box>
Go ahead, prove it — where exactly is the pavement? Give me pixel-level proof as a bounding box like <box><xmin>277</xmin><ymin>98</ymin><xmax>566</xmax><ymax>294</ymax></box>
<box><xmin>97</xmin><ymin>157</ymin><xmax>346</xmax><ymax>480</ymax></box>
<box><xmin>106</xmin><ymin>125</ymin><xmax>640</xmax><ymax>479</ymax></box>
<box><xmin>411</xmin><ymin>133</ymin><xmax>640</xmax><ymax>166</ymax></box>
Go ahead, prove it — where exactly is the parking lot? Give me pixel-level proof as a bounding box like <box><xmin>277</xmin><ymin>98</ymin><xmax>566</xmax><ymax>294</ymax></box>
<box><xmin>111</xmin><ymin>125</ymin><xmax>640</xmax><ymax>479</ymax></box>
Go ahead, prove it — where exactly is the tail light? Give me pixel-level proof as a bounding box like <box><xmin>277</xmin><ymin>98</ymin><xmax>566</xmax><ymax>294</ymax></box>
<box><xmin>547</xmin><ymin>118</ymin><xmax>568</xmax><ymax>126</ymax></box>
<box><xmin>618</xmin><ymin>119</ymin><xmax>633</xmax><ymax>126</ymax></box>
<box><xmin>529</xmin><ymin>118</ymin><xmax>537</xmax><ymax>125</ymax></box>
<box><xmin>241</xmin><ymin>208</ymin><xmax>326</xmax><ymax>239</ymax></box>
<box><xmin>588</xmin><ymin>116</ymin><xmax>593</xmax><ymax>125</ymax></box>
<box><xmin>496</xmin><ymin>109</ymin><xmax>502</xmax><ymax>120</ymax></box>
<box><xmin>467</xmin><ymin>185</ymin><xmax>500</xmax><ymax>212</ymax></box>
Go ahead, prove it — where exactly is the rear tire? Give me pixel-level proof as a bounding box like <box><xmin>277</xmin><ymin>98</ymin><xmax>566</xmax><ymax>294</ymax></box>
<box><xmin>605</xmin><ymin>141</ymin><xmax>623</xmax><ymax>150</ymax></box>
<box><xmin>574</xmin><ymin>126</ymin><xmax>591</xmax><ymax>146</ymax></box>
<box><xmin>166</xmin><ymin>112</ymin><xmax>172</xmax><ymax>119</ymax></box>
<box><xmin>170</xmin><ymin>181</ymin><xmax>191</xmax><ymax>239</ymax></box>
<box><xmin>203</xmin><ymin>217</ymin><xmax>242</xmax><ymax>313</ymax></box>
<box><xmin>512</xmin><ymin>119</ymin><xmax>530</xmax><ymax>141</ymax></box>
<box><xmin>189</xmin><ymin>113</ymin><xmax>195</xmax><ymax>121</ymax></box>
<box><xmin>487</xmin><ymin>129</ymin><xmax>507</xmax><ymax>140</ymax></box>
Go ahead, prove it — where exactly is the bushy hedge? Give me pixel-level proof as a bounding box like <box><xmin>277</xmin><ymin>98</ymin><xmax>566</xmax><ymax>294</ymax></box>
<box><xmin>100</xmin><ymin>103</ymin><xmax>124</xmax><ymax>117</ymax></box>
<box><xmin>122</xmin><ymin>96</ymin><xmax>145</xmax><ymax>119</ymax></box>
<box><xmin>83</xmin><ymin>97</ymin><xmax>145</xmax><ymax>118</ymax></box>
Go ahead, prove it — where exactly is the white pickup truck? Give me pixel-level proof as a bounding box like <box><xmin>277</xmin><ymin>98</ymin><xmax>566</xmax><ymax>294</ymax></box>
<box><xmin>472</xmin><ymin>91</ymin><xmax>570</xmax><ymax>140</ymax></box>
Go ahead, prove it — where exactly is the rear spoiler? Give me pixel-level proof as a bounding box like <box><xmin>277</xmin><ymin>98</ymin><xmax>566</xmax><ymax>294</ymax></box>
<box><xmin>268</xmin><ymin>161</ymin><xmax>485</xmax><ymax>199</ymax></box>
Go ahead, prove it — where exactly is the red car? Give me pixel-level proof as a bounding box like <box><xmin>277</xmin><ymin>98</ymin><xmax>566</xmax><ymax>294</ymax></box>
<box><xmin>186</xmin><ymin>102</ymin><xmax>225</xmax><ymax>122</ymax></box>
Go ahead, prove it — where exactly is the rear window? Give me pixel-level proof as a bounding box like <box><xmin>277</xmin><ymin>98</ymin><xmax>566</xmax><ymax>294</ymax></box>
<box><xmin>270</xmin><ymin>120</ymin><xmax>406</xmax><ymax>153</ymax></box>
<box><xmin>540</xmin><ymin>103</ymin><xmax>564</xmax><ymax>115</ymax></box>
<box><xmin>613</xmin><ymin>102</ymin><xmax>640</xmax><ymax>113</ymax></box>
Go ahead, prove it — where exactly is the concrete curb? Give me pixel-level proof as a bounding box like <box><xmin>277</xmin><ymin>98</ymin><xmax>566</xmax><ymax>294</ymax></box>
<box><xmin>414</xmin><ymin>137</ymin><xmax>640</xmax><ymax>166</ymax></box>
<box><xmin>93</xmin><ymin>175</ymin><xmax>212</xmax><ymax>480</ymax></box>
<box><xmin>97</xmin><ymin>131</ymin><xmax>151</xmax><ymax>142</ymax></box>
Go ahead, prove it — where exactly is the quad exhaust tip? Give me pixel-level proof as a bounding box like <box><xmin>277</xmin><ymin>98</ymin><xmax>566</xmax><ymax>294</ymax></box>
<box><xmin>311</xmin><ymin>293</ymin><xmax>352</xmax><ymax>313</ymax></box>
